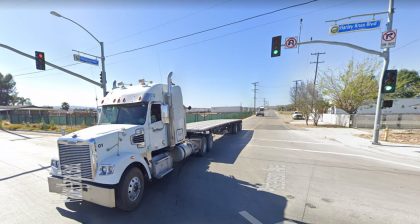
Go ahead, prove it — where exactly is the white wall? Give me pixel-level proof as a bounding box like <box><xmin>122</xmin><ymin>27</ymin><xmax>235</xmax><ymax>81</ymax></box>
<box><xmin>357</xmin><ymin>98</ymin><xmax>420</xmax><ymax>114</ymax></box>
<box><xmin>352</xmin><ymin>114</ymin><xmax>420</xmax><ymax>129</ymax></box>
<box><xmin>321</xmin><ymin>114</ymin><xmax>351</xmax><ymax>127</ymax></box>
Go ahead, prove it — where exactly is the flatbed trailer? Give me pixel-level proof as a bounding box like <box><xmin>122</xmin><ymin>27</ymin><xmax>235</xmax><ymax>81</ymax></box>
<box><xmin>185</xmin><ymin>119</ymin><xmax>243</xmax><ymax>152</ymax></box>
<box><xmin>186</xmin><ymin>119</ymin><xmax>242</xmax><ymax>135</ymax></box>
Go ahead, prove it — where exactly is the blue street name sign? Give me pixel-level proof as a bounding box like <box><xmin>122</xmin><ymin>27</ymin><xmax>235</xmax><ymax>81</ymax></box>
<box><xmin>73</xmin><ymin>54</ymin><xmax>99</xmax><ymax>65</ymax></box>
<box><xmin>330</xmin><ymin>20</ymin><xmax>381</xmax><ymax>34</ymax></box>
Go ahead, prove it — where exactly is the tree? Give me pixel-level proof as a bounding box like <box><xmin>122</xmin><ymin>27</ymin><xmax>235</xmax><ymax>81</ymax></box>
<box><xmin>320</xmin><ymin>59</ymin><xmax>379</xmax><ymax>114</ymax></box>
<box><xmin>388</xmin><ymin>69</ymin><xmax>420</xmax><ymax>98</ymax></box>
<box><xmin>0</xmin><ymin>72</ymin><xmax>17</xmax><ymax>106</ymax></box>
<box><xmin>18</xmin><ymin>97</ymin><xmax>32</xmax><ymax>106</ymax></box>
<box><xmin>61</xmin><ymin>102</ymin><xmax>70</xmax><ymax>111</ymax></box>
<box><xmin>294</xmin><ymin>81</ymin><xmax>329</xmax><ymax>126</ymax></box>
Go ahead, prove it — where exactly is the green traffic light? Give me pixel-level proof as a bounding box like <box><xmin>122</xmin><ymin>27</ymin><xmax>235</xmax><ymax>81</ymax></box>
<box><xmin>385</xmin><ymin>86</ymin><xmax>393</xmax><ymax>91</ymax></box>
<box><xmin>273</xmin><ymin>50</ymin><xmax>279</xmax><ymax>55</ymax></box>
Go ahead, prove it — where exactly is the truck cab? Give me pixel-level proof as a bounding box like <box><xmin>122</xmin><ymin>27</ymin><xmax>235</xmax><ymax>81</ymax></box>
<box><xmin>49</xmin><ymin>74</ymin><xmax>188</xmax><ymax>210</ymax></box>
<box><xmin>48</xmin><ymin>73</ymin><xmax>242</xmax><ymax>211</ymax></box>
<box><xmin>256</xmin><ymin>106</ymin><xmax>265</xmax><ymax>116</ymax></box>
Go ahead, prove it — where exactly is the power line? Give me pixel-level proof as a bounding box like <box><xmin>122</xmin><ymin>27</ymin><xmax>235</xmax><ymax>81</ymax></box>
<box><xmin>14</xmin><ymin>62</ymin><xmax>82</xmax><ymax>77</ymax></box>
<box><xmin>104</xmin><ymin>0</ymin><xmax>352</xmax><ymax>68</ymax></box>
<box><xmin>107</xmin><ymin>0</ymin><xmax>233</xmax><ymax>46</ymax></box>
<box><xmin>106</xmin><ymin>0</ymin><xmax>318</xmax><ymax>58</ymax></box>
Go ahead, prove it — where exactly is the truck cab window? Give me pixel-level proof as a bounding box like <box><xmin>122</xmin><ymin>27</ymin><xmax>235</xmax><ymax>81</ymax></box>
<box><xmin>151</xmin><ymin>103</ymin><xmax>162</xmax><ymax>123</ymax></box>
<box><xmin>98</xmin><ymin>102</ymin><xmax>148</xmax><ymax>125</ymax></box>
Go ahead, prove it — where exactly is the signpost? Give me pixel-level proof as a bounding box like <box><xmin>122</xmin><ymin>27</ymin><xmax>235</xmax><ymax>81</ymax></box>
<box><xmin>284</xmin><ymin>37</ymin><xmax>298</xmax><ymax>49</ymax></box>
<box><xmin>381</xmin><ymin>29</ymin><xmax>397</xmax><ymax>49</ymax></box>
<box><xmin>73</xmin><ymin>54</ymin><xmax>99</xmax><ymax>66</ymax></box>
<box><xmin>329</xmin><ymin>20</ymin><xmax>381</xmax><ymax>34</ymax></box>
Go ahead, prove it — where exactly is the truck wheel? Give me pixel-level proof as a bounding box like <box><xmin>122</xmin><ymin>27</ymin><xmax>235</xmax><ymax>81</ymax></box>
<box><xmin>237</xmin><ymin>123</ymin><xmax>242</xmax><ymax>132</ymax></box>
<box><xmin>231</xmin><ymin>123</ymin><xmax>238</xmax><ymax>134</ymax></box>
<box><xmin>198</xmin><ymin>136</ymin><xmax>208</xmax><ymax>156</ymax></box>
<box><xmin>116</xmin><ymin>167</ymin><xmax>145</xmax><ymax>211</ymax></box>
<box><xmin>206</xmin><ymin>134</ymin><xmax>213</xmax><ymax>151</ymax></box>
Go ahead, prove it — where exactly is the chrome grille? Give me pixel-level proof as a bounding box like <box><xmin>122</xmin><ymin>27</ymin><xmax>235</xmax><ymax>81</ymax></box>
<box><xmin>58</xmin><ymin>144</ymin><xmax>92</xmax><ymax>179</ymax></box>
<box><xmin>132</xmin><ymin>134</ymin><xmax>144</xmax><ymax>144</ymax></box>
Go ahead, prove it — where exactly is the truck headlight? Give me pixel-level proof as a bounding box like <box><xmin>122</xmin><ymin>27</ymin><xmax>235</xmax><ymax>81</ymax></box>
<box><xmin>98</xmin><ymin>164</ymin><xmax>114</xmax><ymax>175</ymax></box>
<box><xmin>50</xmin><ymin>159</ymin><xmax>61</xmax><ymax>175</ymax></box>
<box><xmin>51</xmin><ymin>159</ymin><xmax>60</xmax><ymax>168</ymax></box>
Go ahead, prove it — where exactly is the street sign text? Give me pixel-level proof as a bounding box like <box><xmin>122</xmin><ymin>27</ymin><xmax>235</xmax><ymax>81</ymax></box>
<box><xmin>330</xmin><ymin>20</ymin><xmax>381</xmax><ymax>34</ymax></box>
<box><xmin>73</xmin><ymin>54</ymin><xmax>99</xmax><ymax>66</ymax></box>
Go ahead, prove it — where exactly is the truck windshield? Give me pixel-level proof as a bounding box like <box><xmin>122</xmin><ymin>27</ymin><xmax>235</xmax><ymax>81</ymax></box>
<box><xmin>98</xmin><ymin>102</ymin><xmax>148</xmax><ymax>125</ymax></box>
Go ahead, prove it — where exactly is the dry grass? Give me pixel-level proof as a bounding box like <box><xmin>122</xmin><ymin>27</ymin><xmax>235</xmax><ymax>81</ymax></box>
<box><xmin>0</xmin><ymin>120</ymin><xmax>87</xmax><ymax>133</ymax></box>
<box><xmin>356</xmin><ymin>129</ymin><xmax>420</xmax><ymax>145</ymax></box>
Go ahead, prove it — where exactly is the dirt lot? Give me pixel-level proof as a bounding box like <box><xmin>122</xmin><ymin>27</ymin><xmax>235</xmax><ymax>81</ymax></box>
<box><xmin>356</xmin><ymin>129</ymin><xmax>420</xmax><ymax>145</ymax></box>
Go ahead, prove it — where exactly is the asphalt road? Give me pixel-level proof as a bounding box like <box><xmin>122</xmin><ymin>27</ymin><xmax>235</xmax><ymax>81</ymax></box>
<box><xmin>1</xmin><ymin>110</ymin><xmax>420</xmax><ymax>224</ymax></box>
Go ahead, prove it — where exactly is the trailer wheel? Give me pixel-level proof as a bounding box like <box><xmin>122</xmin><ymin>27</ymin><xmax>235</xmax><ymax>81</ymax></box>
<box><xmin>238</xmin><ymin>123</ymin><xmax>242</xmax><ymax>132</ymax></box>
<box><xmin>198</xmin><ymin>136</ymin><xmax>208</xmax><ymax>156</ymax></box>
<box><xmin>206</xmin><ymin>134</ymin><xmax>213</xmax><ymax>151</ymax></box>
<box><xmin>116</xmin><ymin>167</ymin><xmax>145</xmax><ymax>211</ymax></box>
<box><xmin>231</xmin><ymin>123</ymin><xmax>238</xmax><ymax>134</ymax></box>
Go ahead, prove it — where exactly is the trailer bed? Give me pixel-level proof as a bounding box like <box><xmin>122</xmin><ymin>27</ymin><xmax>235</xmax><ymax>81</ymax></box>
<box><xmin>186</xmin><ymin>119</ymin><xmax>241</xmax><ymax>133</ymax></box>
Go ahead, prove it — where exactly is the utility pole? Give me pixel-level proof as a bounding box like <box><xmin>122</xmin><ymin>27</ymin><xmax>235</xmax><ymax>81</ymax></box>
<box><xmin>252</xmin><ymin>82</ymin><xmax>259</xmax><ymax>113</ymax></box>
<box><xmin>298</xmin><ymin>18</ymin><xmax>303</xmax><ymax>54</ymax></box>
<box><xmin>292</xmin><ymin>80</ymin><xmax>302</xmax><ymax>109</ymax></box>
<box><xmin>372</xmin><ymin>0</ymin><xmax>394</xmax><ymax>144</ymax></box>
<box><xmin>310</xmin><ymin>52</ymin><xmax>325</xmax><ymax>109</ymax></box>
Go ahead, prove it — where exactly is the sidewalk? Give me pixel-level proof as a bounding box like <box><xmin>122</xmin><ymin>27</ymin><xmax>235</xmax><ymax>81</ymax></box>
<box><xmin>285</xmin><ymin>116</ymin><xmax>420</xmax><ymax>162</ymax></box>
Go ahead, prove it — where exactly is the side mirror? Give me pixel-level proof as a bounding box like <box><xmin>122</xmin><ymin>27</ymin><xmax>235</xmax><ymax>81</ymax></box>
<box><xmin>161</xmin><ymin>104</ymin><xmax>170</xmax><ymax>124</ymax></box>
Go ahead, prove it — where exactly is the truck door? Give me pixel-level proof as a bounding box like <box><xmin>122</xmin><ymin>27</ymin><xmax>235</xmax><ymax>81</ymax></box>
<box><xmin>148</xmin><ymin>103</ymin><xmax>168</xmax><ymax>150</ymax></box>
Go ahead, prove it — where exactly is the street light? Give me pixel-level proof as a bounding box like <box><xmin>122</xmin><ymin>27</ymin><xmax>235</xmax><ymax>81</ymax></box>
<box><xmin>50</xmin><ymin>11</ymin><xmax>107</xmax><ymax>96</ymax></box>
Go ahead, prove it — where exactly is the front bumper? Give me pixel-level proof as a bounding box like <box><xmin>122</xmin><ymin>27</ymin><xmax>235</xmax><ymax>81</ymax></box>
<box><xmin>48</xmin><ymin>176</ymin><xmax>116</xmax><ymax>208</ymax></box>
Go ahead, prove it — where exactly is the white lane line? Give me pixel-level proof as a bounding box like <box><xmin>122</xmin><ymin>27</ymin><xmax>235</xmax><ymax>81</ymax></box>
<box><xmin>239</xmin><ymin>211</ymin><xmax>263</xmax><ymax>224</ymax></box>
<box><xmin>252</xmin><ymin>138</ymin><xmax>339</xmax><ymax>146</ymax></box>
<box><xmin>248</xmin><ymin>144</ymin><xmax>420</xmax><ymax>170</ymax></box>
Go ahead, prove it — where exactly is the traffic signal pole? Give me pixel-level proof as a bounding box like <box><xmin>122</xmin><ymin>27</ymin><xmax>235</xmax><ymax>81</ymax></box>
<box><xmin>100</xmin><ymin>42</ymin><xmax>107</xmax><ymax>96</ymax></box>
<box><xmin>291</xmin><ymin>0</ymin><xmax>394</xmax><ymax>145</ymax></box>
<box><xmin>372</xmin><ymin>0</ymin><xmax>394</xmax><ymax>144</ymax></box>
<box><xmin>0</xmin><ymin>43</ymin><xmax>102</xmax><ymax>87</ymax></box>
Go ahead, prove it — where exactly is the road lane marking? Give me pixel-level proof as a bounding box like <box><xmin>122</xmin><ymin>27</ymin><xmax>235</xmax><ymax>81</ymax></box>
<box><xmin>239</xmin><ymin>211</ymin><xmax>263</xmax><ymax>224</ymax></box>
<box><xmin>252</xmin><ymin>138</ymin><xmax>339</xmax><ymax>146</ymax></box>
<box><xmin>248</xmin><ymin>144</ymin><xmax>420</xmax><ymax>170</ymax></box>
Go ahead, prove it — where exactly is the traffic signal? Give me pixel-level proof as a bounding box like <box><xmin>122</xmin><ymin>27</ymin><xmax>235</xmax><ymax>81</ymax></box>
<box><xmin>100</xmin><ymin>72</ymin><xmax>103</xmax><ymax>84</ymax></box>
<box><xmin>271</xmin><ymin>35</ymin><xmax>281</xmax><ymax>57</ymax></box>
<box><xmin>35</xmin><ymin>51</ymin><xmax>45</xmax><ymax>70</ymax></box>
<box><xmin>381</xmin><ymin>69</ymin><xmax>397</xmax><ymax>93</ymax></box>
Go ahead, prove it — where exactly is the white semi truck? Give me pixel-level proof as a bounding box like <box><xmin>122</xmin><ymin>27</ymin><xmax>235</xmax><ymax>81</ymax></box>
<box><xmin>48</xmin><ymin>73</ymin><xmax>243</xmax><ymax>211</ymax></box>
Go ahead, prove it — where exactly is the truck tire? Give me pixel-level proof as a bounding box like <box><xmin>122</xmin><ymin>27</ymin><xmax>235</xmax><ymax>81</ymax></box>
<box><xmin>238</xmin><ymin>123</ymin><xmax>242</xmax><ymax>132</ymax></box>
<box><xmin>206</xmin><ymin>134</ymin><xmax>213</xmax><ymax>151</ymax></box>
<box><xmin>231</xmin><ymin>123</ymin><xmax>238</xmax><ymax>134</ymax></box>
<box><xmin>198</xmin><ymin>136</ymin><xmax>208</xmax><ymax>157</ymax></box>
<box><xmin>116</xmin><ymin>167</ymin><xmax>145</xmax><ymax>211</ymax></box>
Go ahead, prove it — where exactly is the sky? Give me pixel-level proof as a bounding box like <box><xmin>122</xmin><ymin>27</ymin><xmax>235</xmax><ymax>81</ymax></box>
<box><xmin>0</xmin><ymin>0</ymin><xmax>419</xmax><ymax>108</ymax></box>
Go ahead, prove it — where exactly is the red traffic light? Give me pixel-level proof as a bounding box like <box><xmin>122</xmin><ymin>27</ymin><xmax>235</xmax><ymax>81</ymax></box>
<box><xmin>35</xmin><ymin>51</ymin><xmax>45</xmax><ymax>70</ymax></box>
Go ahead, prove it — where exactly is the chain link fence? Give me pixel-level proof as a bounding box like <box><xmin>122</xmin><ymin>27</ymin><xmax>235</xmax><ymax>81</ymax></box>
<box><xmin>8</xmin><ymin>111</ymin><xmax>97</xmax><ymax>126</ymax></box>
<box><xmin>3</xmin><ymin>110</ymin><xmax>251</xmax><ymax>126</ymax></box>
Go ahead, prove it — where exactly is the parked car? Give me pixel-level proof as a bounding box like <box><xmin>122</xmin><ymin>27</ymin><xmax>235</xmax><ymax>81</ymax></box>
<box><xmin>256</xmin><ymin>107</ymin><xmax>265</xmax><ymax>116</ymax></box>
<box><xmin>292</xmin><ymin>111</ymin><xmax>303</xmax><ymax>120</ymax></box>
